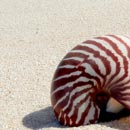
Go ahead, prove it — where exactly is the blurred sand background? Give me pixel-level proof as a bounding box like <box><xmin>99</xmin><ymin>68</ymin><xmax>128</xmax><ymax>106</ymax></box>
<box><xmin>1</xmin><ymin>0</ymin><xmax>130</xmax><ymax>130</ymax></box>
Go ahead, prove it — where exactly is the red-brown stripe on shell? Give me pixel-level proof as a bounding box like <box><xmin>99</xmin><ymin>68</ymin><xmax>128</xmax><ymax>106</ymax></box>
<box><xmin>51</xmin><ymin>35</ymin><xmax>130</xmax><ymax>126</ymax></box>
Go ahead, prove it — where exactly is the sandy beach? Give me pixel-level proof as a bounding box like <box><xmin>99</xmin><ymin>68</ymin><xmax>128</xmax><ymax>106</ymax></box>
<box><xmin>1</xmin><ymin>0</ymin><xmax>130</xmax><ymax>129</ymax></box>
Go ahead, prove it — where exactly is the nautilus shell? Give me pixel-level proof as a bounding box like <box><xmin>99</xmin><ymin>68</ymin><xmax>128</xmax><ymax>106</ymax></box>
<box><xmin>51</xmin><ymin>35</ymin><xmax>130</xmax><ymax>126</ymax></box>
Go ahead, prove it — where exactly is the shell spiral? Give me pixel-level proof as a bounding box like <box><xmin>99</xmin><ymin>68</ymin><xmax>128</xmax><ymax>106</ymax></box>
<box><xmin>51</xmin><ymin>35</ymin><xmax>130</xmax><ymax>126</ymax></box>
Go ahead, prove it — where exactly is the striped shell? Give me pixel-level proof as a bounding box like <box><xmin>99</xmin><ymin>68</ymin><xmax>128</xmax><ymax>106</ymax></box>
<box><xmin>51</xmin><ymin>35</ymin><xmax>130</xmax><ymax>126</ymax></box>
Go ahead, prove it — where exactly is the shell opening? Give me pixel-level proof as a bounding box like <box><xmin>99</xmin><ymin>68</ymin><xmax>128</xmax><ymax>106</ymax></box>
<box><xmin>95</xmin><ymin>91</ymin><xmax>125</xmax><ymax>113</ymax></box>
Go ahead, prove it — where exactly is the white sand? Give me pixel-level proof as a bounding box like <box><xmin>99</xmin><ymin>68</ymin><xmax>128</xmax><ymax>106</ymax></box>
<box><xmin>1</xmin><ymin>0</ymin><xmax>130</xmax><ymax>129</ymax></box>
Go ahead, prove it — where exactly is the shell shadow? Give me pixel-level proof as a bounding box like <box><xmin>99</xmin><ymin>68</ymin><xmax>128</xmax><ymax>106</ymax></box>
<box><xmin>22</xmin><ymin>106</ymin><xmax>130</xmax><ymax>129</ymax></box>
<box><xmin>22</xmin><ymin>106</ymin><xmax>66</xmax><ymax>129</ymax></box>
<box><xmin>99</xmin><ymin>108</ymin><xmax>130</xmax><ymax>123</ymax></box>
